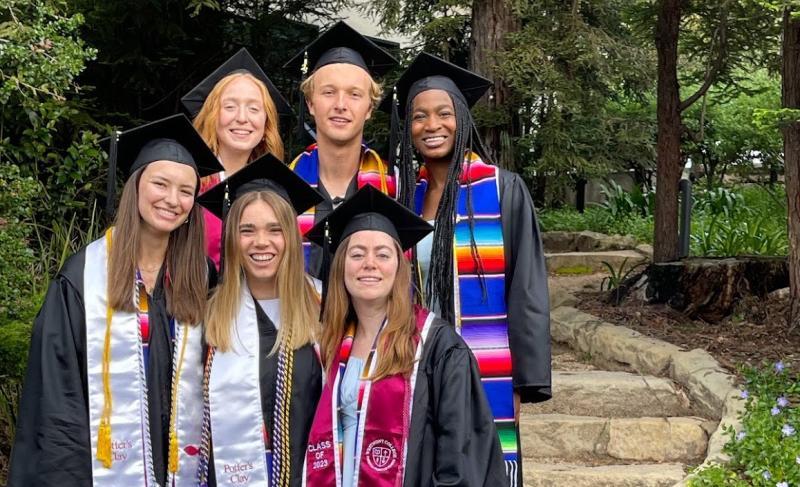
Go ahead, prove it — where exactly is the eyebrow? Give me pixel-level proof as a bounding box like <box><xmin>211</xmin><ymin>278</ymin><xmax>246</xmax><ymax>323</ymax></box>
<box><xmin>349</xmin><ymin>244</ymin><xmax>393</xmax><ymax>252</ymax></box>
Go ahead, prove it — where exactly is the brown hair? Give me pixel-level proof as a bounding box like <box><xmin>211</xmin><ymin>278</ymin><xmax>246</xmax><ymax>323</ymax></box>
<box><xmin>193</xmin><ymin>72</ymin><xmax>284</xmax><ymax>161</ymax></box>
<box><xmin>300</xmin><ymin>70</ymin><xmax>383</xmax><ymax>109</ymax></box>
<box><xmin>205</xmin><ymin>191</ymin><xmax>319</xmax><ymax>353</ymax></box>
<box><xmin>320</xmin><ymin>235</ymin><xmax>417</xmax><ymax>381</ymax></box>
<box><xmin>108</xmin><ymin>167</ymin><xmax>208</xmax><ymax>324</ymax></box>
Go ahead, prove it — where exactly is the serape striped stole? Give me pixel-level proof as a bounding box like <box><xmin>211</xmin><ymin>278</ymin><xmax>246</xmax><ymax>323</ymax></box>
<box><xmin>289</xmin><ymin>143</ymin><xmax>396</xmax><ymax>272</ymax></box>
<box><xmin>415</xmin><ymin>153</ymin><xmax>520</xmax><ymax>482</ymax></box>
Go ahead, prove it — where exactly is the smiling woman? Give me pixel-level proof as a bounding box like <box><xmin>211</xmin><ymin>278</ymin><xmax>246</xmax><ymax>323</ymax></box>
<box><xmin>8</xmin><ymin>115</ymin><xmax>223</xmax><ymax>487</ymax></box>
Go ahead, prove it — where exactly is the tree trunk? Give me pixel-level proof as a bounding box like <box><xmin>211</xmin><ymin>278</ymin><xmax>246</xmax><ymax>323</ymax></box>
<box><xmin>653</xmin><ymin>0</ymin><xmax>683</xmax><ymax>263</ymax></box>
<box><xmin>782</xmin><ymin>7</ymin><xmax>800</xmax><ymax>328</ymax></box>
<box><xmin>470</xmin><ymin>0</ymin><xmax>520</xmax><ymax>171</ymax></box>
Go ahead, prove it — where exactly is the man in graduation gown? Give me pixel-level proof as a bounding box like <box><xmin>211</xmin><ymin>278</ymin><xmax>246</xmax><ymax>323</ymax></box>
<box><xmin>9</xmin><ymin>114</ymin><xmax>222</xmax><ymax>486</ymax></box>
<box><xmin>283</xmin><ymin>21</ymin><xmax>399</xmax><ymax>278</ymax></box>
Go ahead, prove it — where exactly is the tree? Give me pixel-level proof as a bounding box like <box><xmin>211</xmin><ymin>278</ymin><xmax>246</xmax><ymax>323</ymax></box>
<box><xmin>635</xmin><ymin>0</ymin><xmax>780</xmax><ymax>262</ymax></box>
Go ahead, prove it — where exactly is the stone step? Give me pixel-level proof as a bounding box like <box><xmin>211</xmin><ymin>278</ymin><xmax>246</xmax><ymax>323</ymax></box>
<box><xmin>524</xmin><ymin>463</ymin><xmax>686</xmax><ymax>487</ymax></box>
<box><xmin>545</xmin><ymin>250</ymin><xmax>648</xmax><ymax>273</ymax></box>
<box><xmin>519</xmin><ymin>414</ymin><xmax>711</xmax><ymax>464</ymax></box>
<box><xmin>523</xmin><ymin>371</ymin><xmax>691</xmax><ymax>418</ymax></box>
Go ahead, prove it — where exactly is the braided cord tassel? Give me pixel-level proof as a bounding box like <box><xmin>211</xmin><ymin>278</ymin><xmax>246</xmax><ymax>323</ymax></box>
<box><xmin>271</xmin><ymin>329</ymin><xmax>295</xmax><ymax>486</ymax></box>
<box><xmin>197</xmin><ymin>347</ymin><xmax>215</xmax><ymax>487</ymax></box>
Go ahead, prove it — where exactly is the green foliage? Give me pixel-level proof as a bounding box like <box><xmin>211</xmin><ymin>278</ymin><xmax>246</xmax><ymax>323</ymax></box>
<box><xmin>554</xmin><ymin>265</ymin><xmax>595</xmax><ymax>276</ymax></box>
<box><xmin>598</xmin><ymin>180</ymin><xmax>655</xmax><ymax>218</ymax></box>
<box><xmin>538</xmin><ymin>207</ymin><xmax>654</xmax><ymax>244</ymax></box>
<box><xmin>690</xmin><ymin>361</ymin><xmax>800</xmax><ymax>486</ymax></box>
<box><xmin>601</xmin><ymin>258</ymin><xmax>647</xmax><ymax>304</ymax></box>
<box><xmin>0</xmin><ymin>164</ymin><xmax>40</xmax><ymax>321</ymax></box>
<box><xmin>691</xmin><ymin>185</ymin><xmax>788</xmax><ymax>256</ymax></box>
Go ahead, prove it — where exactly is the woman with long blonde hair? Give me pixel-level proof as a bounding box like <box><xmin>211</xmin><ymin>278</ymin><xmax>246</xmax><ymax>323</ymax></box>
<box><xmin>196</xmin><ymin>155</ymin><xmax>324</xmax><ymax>487</ymax></box>
<box><xmin>182</xmin><ymin>48</ymin><xmax>292</xmax><ymax>268</ymax></box>
<box><xmin>304</xmin><ymin>185</ymin><xmax>507</xmax><ymax>487</ymax></box>
<box><xmin>9</xmin><ymin>115</ymin><xmax>223</xmax><ymax>486</ymax></box>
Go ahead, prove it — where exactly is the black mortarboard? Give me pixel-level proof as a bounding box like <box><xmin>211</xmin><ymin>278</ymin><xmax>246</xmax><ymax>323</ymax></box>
<box><xmin>379</xmin><ymin>52</ymin><xmax>492</xmax><ymax>113</ymax></box>
<box><xmin>306</xmin><ymin>185</ymin><xmax>432</xmax><ymax>252</ymax></box>
<box><xmin>197</xmin><ymin>153</ymin><xmax>323</xmax><ymax>219</ymax></box>
<box><xmin>181</xmin><ymin>48</ymin><xmax>292</xmax><ymax>118</ymax></box>
<box><xmin>283</xmin><ymin>21</ymin><xmax>398</xmax><ymax>77</ymax></box>
<box><xmin>113</xmin><ymin>114</ymin><xmax>222</xmax><ymax>179</ymax></box>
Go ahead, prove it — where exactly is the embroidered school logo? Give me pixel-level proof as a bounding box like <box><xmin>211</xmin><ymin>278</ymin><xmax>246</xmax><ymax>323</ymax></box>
<box><xmin>365</xmin><ymin>439</ymin><xmax>397</xmax><ymax>471</ymax></box>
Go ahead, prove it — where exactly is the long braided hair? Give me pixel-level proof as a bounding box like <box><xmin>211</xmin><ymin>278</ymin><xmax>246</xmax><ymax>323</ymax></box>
<box><xmin>398</xmin><ymin>88</ymin><xmax>492</xmax><ymax>323</ymax></box>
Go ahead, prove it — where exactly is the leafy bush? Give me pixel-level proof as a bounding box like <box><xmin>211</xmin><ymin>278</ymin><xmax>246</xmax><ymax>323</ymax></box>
<box><xmin>538</xmin><ymin>206</ymin><xmax>654</xmax><ymax>244</ymax></box>
<box><xmin>598</xmin><ymin>180</ymin><xmax>655</xmax><ymax>218</ymax></box>
<box><xmin>0</xmin><ymin>165</ymin><xmax>40</xmax><ymax>320</ymax></box>
<box><xmin>695</xmin><ymin>187</ymin><xmax>746</xmax><ymax>218</ymax></box>
<box><xmin>690</xmin><ymin>361</ymin><xmax>800</xmax><ymax>486</ymax></box>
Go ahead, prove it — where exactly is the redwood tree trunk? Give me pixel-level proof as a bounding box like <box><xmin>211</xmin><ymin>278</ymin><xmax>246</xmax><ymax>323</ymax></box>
<box><xmin>782</xmin><ymin>7</ymin><xmax>800</xmax><ymax>327</ymax></box>
<box><xmin>653</xmin><ymin>0</ymin><xmax>684</xmax><ymax>263</ymax></box>
<box><xmin>470</xmin><ymin>0</ymin><xmax>519</xmax><ymax>171</ymax></box>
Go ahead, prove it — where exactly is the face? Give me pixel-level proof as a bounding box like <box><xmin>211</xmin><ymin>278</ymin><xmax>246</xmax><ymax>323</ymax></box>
<box><xmin>344</xmin><ymin>230</ymin><xmax>398</xmax><ymax>305</ymax></box>
<box><xmin>238</xmin><ymin>199</ymin><xmax>286</xmax><ymax>289</ymax></box>
<box><xmin>411</xmin><ymin>89</ymin><xmax>457</xmax><ymax>163</ymax></box>
<box><xmin>307</xmin><ymin>63</ymin><xmax>373</xmax><ymax>146</ymax></box>
<box><xmin>137</xmin><ymin>160</ymin><xmax>197</xmax><ymax>236</ymax></box>
<box><xmin>216</xmin><ymin>76</ymin><xmax>268</xmax><ymax>155</ymax></box>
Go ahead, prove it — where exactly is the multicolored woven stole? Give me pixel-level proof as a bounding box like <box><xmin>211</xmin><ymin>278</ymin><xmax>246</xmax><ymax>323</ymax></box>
<box><xmin>414</xmin><ymin>152</ymin><xmax>519</xmax><ymax>484</ymax></box>
<box><xmin>289</xmin><ymin>143</ymin><xmax>397</xmax><ymax>272</ymax></box>
<box><xmin>304</xmin><ymin>308</ymin><xmax>434</xmax><ymax>487</ymax></box>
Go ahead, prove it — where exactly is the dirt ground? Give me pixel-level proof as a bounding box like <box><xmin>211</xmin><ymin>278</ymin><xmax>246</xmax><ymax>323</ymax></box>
<box><xmin>551</xmin><ymin>274</ymin><xmax>798</xmax><ymax>374</ymax></box>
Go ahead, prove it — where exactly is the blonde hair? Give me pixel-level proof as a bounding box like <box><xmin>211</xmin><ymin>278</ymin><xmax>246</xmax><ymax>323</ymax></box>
<box><xmin>300</xmin><ymin>70</ymin><xmax>383</xmax><ymax>109</ymax></box>
<box><xmin>205</xmin><ymin>191</ymin><xmax>319</xmax><ymax>352</ymax></box>
<box><xmin>193</xmin><ymin>72</ymin><xmax>284</xmax><ymax>161</ymax></box>
<box><xmin>108</xmin><ymin>167</ymin><xmax>208</xmax><ymax>324</ymax></box>
<box><xmin>320</xmin><ymin>235</ymin><xmax>417</xmax><ymax>381</ymax></box>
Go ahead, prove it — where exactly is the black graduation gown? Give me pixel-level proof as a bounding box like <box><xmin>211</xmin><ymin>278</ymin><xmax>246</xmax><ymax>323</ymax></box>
<box><xmin>207</xmin><ymin>300</ymin><xmax>322</xmax><ymax>487</ymax></box>
<box><xmin>403</xmin><ymin>318</ymin><xmax>509</xmax><ymax>487</ymax></box>
<box><xmin>8</xmin><ymin>249</ymin><xmax>215</xmax><ymax>487</ymax></box>
<box><xmin>305</xmin><ymin>177</ymin><xmax>360</xmax><ymax>279</ymax></box>
<box><xmin>498</xmin><ymin>168</ymin><xmax>552</xmax><ymax>404</ymax></box>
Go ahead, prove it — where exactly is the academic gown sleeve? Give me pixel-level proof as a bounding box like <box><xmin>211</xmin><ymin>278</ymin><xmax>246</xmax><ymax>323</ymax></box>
<box><xmin>404</xmin><ymin>321</ymin><xmax>508</xmax><ymax>487</ymax></box>
<box><xmin>499</xmin><ymin>169</ymin><xmax>552</xmax><ymax>404</ymax></box>
<box><xmin>8</xmin><ymin>250</ymin><xmax>92</xmax><ymax>487</ymax></box>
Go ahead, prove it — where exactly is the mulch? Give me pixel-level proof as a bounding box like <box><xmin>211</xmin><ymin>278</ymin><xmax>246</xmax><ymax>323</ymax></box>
<box><xmin>575</xmin><ymin>289</ymin><xmax>798</xmax><ymax>376</ymax></box>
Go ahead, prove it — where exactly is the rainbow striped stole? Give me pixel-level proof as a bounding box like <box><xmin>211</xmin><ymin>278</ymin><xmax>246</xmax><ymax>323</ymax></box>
<box><xmin>415</xmin><ymin>152</ymin><xmax>519</xmax><ymax>483</ymax></box>
<box><xmin>289</xmin><ymin>143</ymin><xmax>396</xmax><ymax>272</ymax></box>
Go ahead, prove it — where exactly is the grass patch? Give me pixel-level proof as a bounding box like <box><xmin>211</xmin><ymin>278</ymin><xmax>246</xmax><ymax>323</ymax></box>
<box><xmin>554</xmin><ymin>265</ymin><xmax>596</xmax><ymax>275</ymax></box>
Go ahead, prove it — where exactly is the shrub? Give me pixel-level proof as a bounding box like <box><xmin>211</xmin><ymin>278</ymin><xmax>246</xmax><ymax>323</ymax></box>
<box><xmin>690</xmin><ymin>361</ymin><xmax>800</xmax><ymax>486</ymax></box>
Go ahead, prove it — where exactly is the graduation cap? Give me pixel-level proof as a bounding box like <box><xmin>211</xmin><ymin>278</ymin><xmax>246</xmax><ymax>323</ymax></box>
<box><xmin>198</xmin><ymin>152</ymin><xmax>322</xmax><ymax>219</ymax></box>
<box><xmin>306</xmin><ymin>185</ymin><xmax>432</xmax><ymax>253</ymax></box>
<box><xmin>181</xmin><ymin>48</ymin><xmax>293</xmax><ymax>118</ymax></box>
<box><xmin>379</xmin><ymin>52</ymin><xmax>492</xmax><ymax>114</ymax></box>
<box><xmin>283</xmin><ymin>21</ymin><xmax>398</xmax><ymax>78</ymax></box>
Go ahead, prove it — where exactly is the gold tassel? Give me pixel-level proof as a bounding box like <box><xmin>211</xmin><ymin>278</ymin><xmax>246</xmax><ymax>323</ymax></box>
<box><xmin>168</xmin><ymin>429</ymin><xmax>179</xmax><ymax>473</ymax></box>
<box><xmin>97</xmin><ymin>420</ymin><xmax>113</xmax><ymax>468</ymax></box>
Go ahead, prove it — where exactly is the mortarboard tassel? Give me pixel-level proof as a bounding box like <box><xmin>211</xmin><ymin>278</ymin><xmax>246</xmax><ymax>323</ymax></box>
<box><xmin>388</xmin><ymin>86</ymin><xmax>400</xmax><ymax>169</ymax></box>
<box><xmin>319</xmin><ymin>221</ymin><xmax>331</xmax><ymax>321</ymax></box>
<box><xmin>105</xmin><ymin>130</ymin><xmax>121</xmax><ymax>223</ymax></box>
<box><xmin>296</xmin><ymin>51</ymin><xmax>309</xmax><ymax>141</ymax></box>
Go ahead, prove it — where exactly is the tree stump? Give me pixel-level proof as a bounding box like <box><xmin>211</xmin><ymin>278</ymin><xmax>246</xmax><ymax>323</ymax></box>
<box><xmin>646</xmin><ymin>257</ymin><xmax>789</xmax><ymax>321</ymax></box>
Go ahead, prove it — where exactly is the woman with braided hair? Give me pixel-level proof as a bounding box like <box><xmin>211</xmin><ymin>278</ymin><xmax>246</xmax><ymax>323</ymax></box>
<box><xmin>387</xmin><ymin>52</ymin><xmax>552</xmax><ymax>486</ymax></box>
<box><xmin>197</xmin><ymin>155</ymin><xmax>324</xmax><ymax>487</ymax></box>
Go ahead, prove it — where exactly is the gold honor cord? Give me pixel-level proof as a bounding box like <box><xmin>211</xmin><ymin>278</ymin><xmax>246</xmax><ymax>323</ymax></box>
<box><xmin>97</xmin><ymin>228</ymin><xmax>115</xmax><ymax>468</ymax></box>
<box><xmin>168</xmin><ymin>323</ymin><xmax>190</xmax><ymax>473</ymax></box>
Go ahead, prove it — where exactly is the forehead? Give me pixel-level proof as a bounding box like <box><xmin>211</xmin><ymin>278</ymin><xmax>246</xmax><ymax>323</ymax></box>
<box><xmin>221</xmin><ymin>76</ymin><xmax>263</xmax><ymax>100</ymax></box>
<box><xmin>313</xmin><ymin>63</ymin><xmax>373</xmax><ymax>90</ymax></box>
<box><xmin>240</xmin><ymin>198</ymin><xmax>278</xmax><ymax>223</ymax></box>
<box><xmin>347</xmin><ymin>230</ymin><xmax>396</xmax><ymax>249</ymax></box>
<box><xmin>412</xmin><ymin>89</ymin><xmax>453</xmax><ymax>111</ymax></box>
<box><xmin>141</xmin><ymin>160</ymin><xmax>197</xmax><ymax>184</ymax></box>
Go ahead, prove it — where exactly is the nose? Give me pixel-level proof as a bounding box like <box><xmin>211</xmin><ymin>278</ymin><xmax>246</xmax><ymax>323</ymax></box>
<box><xmin>254</xmin><ymin>229</ymin><xmax>270</xmax><ymax>247</ymax></box>
<box><xmin>235</xmin><ymin>104</ymin><xmax>248</xmax><ymax>122</ymax></box>
<box><xmin>424</xmin><ymin>115</ymin><xmax>441</xmax><ymax>132</ymax></box>
<box><xmin>362</xmin><ymin>252</ymin><xmax>377</xmax><ymax>269</ymax></box>
<box><xmin>164</xmin><ymin>186</ymin><xmax>179</xmax><ymax>207</ymax></box>
<box><xmin>334</xmin><ymin>92</ymin><xmax>347</xmax><ymax>112</ymax></box>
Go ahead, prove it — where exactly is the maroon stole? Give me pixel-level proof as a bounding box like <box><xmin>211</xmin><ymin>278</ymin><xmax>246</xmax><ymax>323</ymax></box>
<box><xmin>304</xmin><ymin>307</ymin><xmax>434</xmax><ymax>486</ymax></box>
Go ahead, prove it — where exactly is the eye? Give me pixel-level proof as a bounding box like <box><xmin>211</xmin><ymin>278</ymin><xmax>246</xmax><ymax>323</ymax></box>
<box><xmin>439</xmin><ymin>110</ymin><xmax>453</xmax><ymax>118</ymax></box>
<box><xmin>248</xmin><ymin>106</ymin><xmax>261</xmax><ymax>113</ymax></box>
<box><xmin>181</xmin><ymin>189</ymin><xmax>193</xmax><ymax>197</ymax></box>
<box><xmin>412</xmin><ymin>113</ymin><xmax>426</xmax><ymax>121</ymax></box>
<box><xmin>153</xmin><ymin>181</ymin><xmax>166</xmax><ymax>188</ymax></box>
<box><xmin>349</xmin><ymin>251</ymin><xmax>364</xmax><ymax>259</ymax></box>
<box><xmin>377</xmin><ymin>252</ymin><xmax>391</xmax><ymax>260</ymax></box>
<box><xmin>240</xmin><ymin>228</ymin><xmax>253</xmax><ymax>235</ymax></box>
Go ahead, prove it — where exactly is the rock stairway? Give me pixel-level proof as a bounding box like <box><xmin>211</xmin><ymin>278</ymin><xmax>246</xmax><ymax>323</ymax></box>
<box><xmin>519</xmin><ymin>345</ymin><xmax>715</xmax><ymax>487</ymax></box>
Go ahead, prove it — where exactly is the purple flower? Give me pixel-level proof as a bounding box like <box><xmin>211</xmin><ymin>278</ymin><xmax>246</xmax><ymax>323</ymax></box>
<box><xmin>776</xmin><ymin>482</ymin><xmax>789</xmax><ymax>487</ymax></box>
<box><xmin>772</xmin><ymin>406</ymin><xmax>782</xmax><ymax>416</ymax></box>
<box><xmin>782</xmin><ymin>424</ymin><xmax>796</xmax><ymax>437</ymax></box>
<box><xmin>740</xmin><ymin>390</ymin><xmax>749</xmax><ymax>399</ymax></box>
<box><xmin>736</xmin><ymin>430</ymin><xmax>747</xmax><ymax>441</ymax></box>
<box><xmin>775</xmin><ymin>361</ymin><xmax>785</xmax><ymax>373</ymax></box>
<box><xmin>778</xmin><ymin>396</ymin><xmax>790</xmax><ymax>408</ymax></box>
<box><xmin>764</xmin><ymin>470</ymin><xmax>772</xmax><ymax>480</ymax></box>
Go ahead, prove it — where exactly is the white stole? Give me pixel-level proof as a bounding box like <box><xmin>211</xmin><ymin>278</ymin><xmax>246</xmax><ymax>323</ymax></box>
<box><xmin>84</xmin><ymin>235</ymin><xmax>204</xmax><ymax>486</ymax></box>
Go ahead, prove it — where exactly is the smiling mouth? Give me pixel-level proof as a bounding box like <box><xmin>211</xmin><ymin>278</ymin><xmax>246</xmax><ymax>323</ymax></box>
<box><xmin>422</xmin><ymin>135</ymin><xmax>447</xmax><ymax>147</ymax></box>
<box><xmin>155</xmin><ymin>207</ymin><xmax>179</xmax><ymax>219</ymax></box>
<box><xmin>357</xmin><ymin>276</ymin><xmax>381</xmax><ymax>283</ymax></box>
<box><xmin>250</xmin><ymin>253</ymin><xmax>275</xmax><ymax>263</ymax></box>
<box><xmin>329</xmin><ymin>117</ymin><xmax>351</xmax><ymax>125</ymax></box>
<box><xmin>230</xmin><ymin>129</ymin><xmax>254</xmax><ymax>136</ymax></box>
